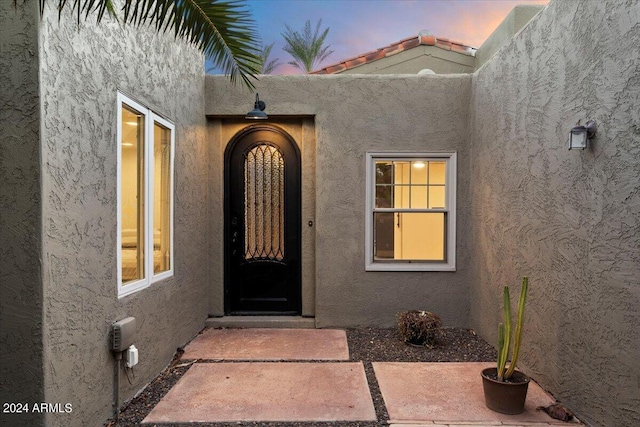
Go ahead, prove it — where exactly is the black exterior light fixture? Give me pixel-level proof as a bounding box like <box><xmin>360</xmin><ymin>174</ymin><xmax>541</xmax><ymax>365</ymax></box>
<box><xmin>245</xmin><ymin>93</ymin><xmax>268</xmax><ymax>120</ymax></box>
<box><xmin>568</xmin><ymin>119</ymin><xmax>597</xmax><ymax>150</ymax></box>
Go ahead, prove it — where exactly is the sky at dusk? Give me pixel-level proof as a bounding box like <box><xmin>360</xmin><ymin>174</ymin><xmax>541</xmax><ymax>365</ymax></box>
<box><xmin>207</xmin><ymin>0</ymin><xmax>549</xmax><ymax>75</ymax></box>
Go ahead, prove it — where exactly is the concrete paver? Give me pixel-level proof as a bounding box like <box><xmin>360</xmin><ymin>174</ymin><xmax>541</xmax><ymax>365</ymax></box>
<box><xmin>391</xmin><ymin>424</ymin><xmax>573</xmax><ymax>427</ymax></box>
<box><xmin>374</xmin><ymin>362</ymin><xmax>571</xmax><ymax>425</ymax></box>
<box><xmin>142</xmin><ymin>330</ymin><xmax>579</xmax><ymax>426</ymax></box>
<box><xmin>182</xmin><ymin>327</ymin><xmax>349</xmax><ymax>360</ymax></box>
<box><xmin>142</xmin><ymin>362</ymin><xmax>376</xmax><ymax>423</ymax></box>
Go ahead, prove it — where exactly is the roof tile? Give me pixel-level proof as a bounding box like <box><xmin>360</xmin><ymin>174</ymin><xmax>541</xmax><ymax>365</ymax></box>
<box><xmin>311</xmin><ymin>30</ymin><xmax>476</xmax><ymax>74</ymax></box>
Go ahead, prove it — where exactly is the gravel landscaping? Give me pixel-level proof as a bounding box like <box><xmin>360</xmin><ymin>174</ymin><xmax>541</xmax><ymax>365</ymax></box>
<box><xmin>105</xmin><ymin>327</ymin><xmax>496</xmax><ymax>427</ymax></box>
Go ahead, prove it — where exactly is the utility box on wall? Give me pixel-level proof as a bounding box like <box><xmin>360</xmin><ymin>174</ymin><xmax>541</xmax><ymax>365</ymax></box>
<box><xmin>111</xmin><ymin>317</ymin><xmax>136</xmax><ymax>352</ymax></box>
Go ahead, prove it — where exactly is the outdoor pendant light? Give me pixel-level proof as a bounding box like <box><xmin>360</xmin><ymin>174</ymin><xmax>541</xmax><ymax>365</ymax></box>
<box><xmin>245</xmin><ymin>93</ymin><xmax>268</xmax><ymax>120</ymax></box>
<box><xmin>568</xmin><ymin>120</ymin><xmax>597</xmax><ymax>150</ymax></box>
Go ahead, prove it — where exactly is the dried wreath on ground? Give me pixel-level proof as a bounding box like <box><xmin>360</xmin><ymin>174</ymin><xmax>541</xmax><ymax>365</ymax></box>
<box><xmin>397</xmin><ymin>310</ymin><xmax>442</xmax><ymax>346</ymax></box>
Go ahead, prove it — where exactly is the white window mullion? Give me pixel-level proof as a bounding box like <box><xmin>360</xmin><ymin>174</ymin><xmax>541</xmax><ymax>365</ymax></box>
<box><xmin>145</xmin><ymin>115</ymin><xmax>153</xmax><ymax>284</ymax></box>
<box><xmin>116</xmin><ymin>94</ymin><xmax>125</xmax><ymax>292</ymax></box>
<box><xmin>447</xmin><ymin>152</ymin><xmax>457</xmax><ymax>268</ymax></box>
<box><xmin>117</xmin><ymin>93</ymin><xmax>151</xmax><ymax>297</ymax></box>
<box><xmin>365</xmin><ymin>154</ymin><xmax>374</xmax><ymax>267</ymax></box>
<box><xmin>150</xmin><ymin>114</ymin><xmax>174</xmax><ymax>283</ymax></box>
<box><xmin>168</xmin><ymin>124</ymin><xmax>175</xmax><ymax>278</ymax></box>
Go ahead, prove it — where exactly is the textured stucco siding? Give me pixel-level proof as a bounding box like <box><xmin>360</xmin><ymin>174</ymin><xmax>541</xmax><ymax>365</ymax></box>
<box><xmin>475</xmin><ymin>4</ymin><xmax>544</xmax><ymax>70</ymax></box>
<box><xmin>340</xmin><ymin>46</ymin><xmax>475</xmax><ymax>75</ymax></box>
<box><xmin>469</xmin><ymin>1</ymin><xmax>640</xmax><ymax>426</ymax></box>
<box><xmin>37</xmin><ymin>4</ymin><xmax>207</xmax><ymax>427</ymax></box>
<box><xmin>206</xmin><ymin>74</ymin><xmax>472</xmax><ymax>328</ymax></box>
<box><xmin>0</xmin><ymin>1</ymin><xmax>45</xmax><ymax>427</ymax></box>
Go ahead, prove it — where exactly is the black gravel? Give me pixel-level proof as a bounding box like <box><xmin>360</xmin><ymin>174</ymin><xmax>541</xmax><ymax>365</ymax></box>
<box><xmin>105</xmin><ymin>328</ymin><xmax>496</xmax><ymax>427</ymax></box>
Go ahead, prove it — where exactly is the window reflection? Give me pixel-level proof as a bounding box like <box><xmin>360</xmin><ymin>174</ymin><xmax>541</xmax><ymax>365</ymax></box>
<box><xmin>121</xmin><ymin>106</ymin><xmax>145</xmax><ymax>283</ymax></box>
<box><xmin>153</xmin><ymin>122</ymin><xmax>171</xmax><ymax>274</ymax></box>
<box><xmin>374</xmin><ymin>160</ymin><xmax>447</xmax><ymax>261</ymax></box>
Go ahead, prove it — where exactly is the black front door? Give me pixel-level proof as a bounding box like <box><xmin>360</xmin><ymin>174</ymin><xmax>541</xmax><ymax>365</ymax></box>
<box><xmin>224</xmin><ymin>125</ymin><xmax>301</xmax><ymax>314</ymax></box>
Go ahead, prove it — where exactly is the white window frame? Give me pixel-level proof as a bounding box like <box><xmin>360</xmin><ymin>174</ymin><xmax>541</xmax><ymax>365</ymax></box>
<box><xmin>365</xmin><ymin>152</ymin><xmax>456</xmax><ymax>272</ymax></box>
<box><xmin>117</xmin><ymin>92</ymin><xmax>175</xmax><ymax>298</ymax></box>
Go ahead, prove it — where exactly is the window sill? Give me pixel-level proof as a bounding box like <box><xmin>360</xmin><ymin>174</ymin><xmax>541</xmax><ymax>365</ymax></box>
<box><xmin>365</xmin><ymin>262</ymin><xmax>456</xmax><ymax>272</ymax></box>
<box><xmin>117</xmin><ymin>271</ymin><xmax>174</xmax><ymax>298</ymax></box>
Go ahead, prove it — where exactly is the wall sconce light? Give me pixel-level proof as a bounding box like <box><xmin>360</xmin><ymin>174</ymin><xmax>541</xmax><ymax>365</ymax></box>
<box><xmin>245</xmin><ymin>93</ymin><xmax>268</xmax><ymax>120</ymax></box>
<box><xmin>568</xmin><ymin>120</ymin><xmax>597</xmax><ymax>150</ymax></box>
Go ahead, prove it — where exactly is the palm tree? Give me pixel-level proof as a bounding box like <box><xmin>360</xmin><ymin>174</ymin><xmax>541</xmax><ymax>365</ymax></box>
<box><xmin>259</xmin><ymin>42</ymin><xmax>282</xmax><ymax>74</ymax></box>
<box><xmin>29</xmin><ymin>0</ymin><xmax>261</xmax><ymax>89</ymax></box>
<box><xmin>282</xmin><ymin>19</ymin><xmax>333</xmax><ymax>73</ymax></box>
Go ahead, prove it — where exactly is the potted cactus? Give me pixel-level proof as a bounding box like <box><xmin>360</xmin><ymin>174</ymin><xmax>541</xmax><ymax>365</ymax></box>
<box><xmin>481</xmin><ymin>277</ymin><xmax>530</xmax><ymax>414</ymax></box>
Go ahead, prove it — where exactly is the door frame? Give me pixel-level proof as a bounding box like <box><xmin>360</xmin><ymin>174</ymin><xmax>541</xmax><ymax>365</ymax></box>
<box><xmin>223</xmin><ymin>124</ymin><xmax>302</xmax><ymax>314</ymax></box>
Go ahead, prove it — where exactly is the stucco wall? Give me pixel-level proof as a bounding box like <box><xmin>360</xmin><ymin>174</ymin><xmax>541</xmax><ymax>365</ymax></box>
<box><xmin>474</xmin><ymin>4</ymin><xmax>544</xmax><ymax>70</ymax></box>
<box><xmin>37</xmin><ymin>4</ymin><xmax>208</xmax><ymax>427</ymax></box>
<box><xmin>340</xmin><ymin>46</ymin><xmax>475</xmax><ymax>75</ymax></box>
<box><xmin>206</xmin><ymin>74</ymin><xmax>472</xmax><ymax>328</ymax></box>
<box><xmin>0</xmin><ymin>1</ymin><xmax>44</xmax><ymax>426</ymax></box>
<box><xmin>469</xmin><ymin>1</ymin><xmax>640</xmax><ymax>426</ymax></box>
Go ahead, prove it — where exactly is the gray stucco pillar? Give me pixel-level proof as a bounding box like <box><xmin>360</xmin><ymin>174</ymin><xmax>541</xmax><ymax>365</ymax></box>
<box><xmin>0</xmin><ymin>1</ymin><xmax>45</xmax><ymax>426</ymax></box>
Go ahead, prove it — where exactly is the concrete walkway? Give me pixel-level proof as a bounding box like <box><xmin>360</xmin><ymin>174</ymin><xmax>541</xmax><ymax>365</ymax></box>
<box><xmin>142</xmin><ymin>328</ymin><xmax>580</xmax><ymax>426</ymax></box>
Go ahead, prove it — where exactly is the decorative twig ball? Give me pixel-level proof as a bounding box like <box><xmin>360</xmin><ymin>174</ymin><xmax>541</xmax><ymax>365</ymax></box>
<box><xmin>397</xmin><ymin>310</ymin><xmax>442</xmax><ymax>346</ymax></box>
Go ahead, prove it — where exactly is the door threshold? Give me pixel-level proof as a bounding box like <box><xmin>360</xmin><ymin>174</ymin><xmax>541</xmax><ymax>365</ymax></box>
<box><xmin>206</xmin><ymin>315</ymin><xmax>316</xmax><ymax>329</ymax></box>
<box><xmin>229</xmin><ymin>311</ymin><xmax>299</xmax><ymax>316</ymax></box>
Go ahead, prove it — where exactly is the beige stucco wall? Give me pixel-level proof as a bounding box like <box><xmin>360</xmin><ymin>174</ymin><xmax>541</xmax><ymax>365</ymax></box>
<box><xmin>5</xmin><ymin>1</ymin><xmax>638</xmax><ymax>426</ymax></box>
<box><xmin>339</xmin><ymin>45</ymin><xmax>475</xmax><ymax>74</ymax></box>
<box><xmin>475</xmin><ymin>4</ymin><xmax>544</xmax><ymax>70</ymax></box>
<box><xmin>206</xmin><ymin>74</ymin><xmax>473</xmax><ymax>328</ymax></box>
<box><xmin>469</xmin><ymin>1</ymin><xmax>640</xmax><ymax>426</ymax></box>
<box><xmin>33</xmin><ymin>3</ymin><xmax>208</xmax><ymax>427</ymax></box>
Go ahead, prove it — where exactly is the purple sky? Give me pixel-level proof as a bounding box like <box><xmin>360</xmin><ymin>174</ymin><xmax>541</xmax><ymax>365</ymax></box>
<box><xmin>207</xmin><ymin>0</ymin><xmax>549</xmax><ymax>74</ymax></box>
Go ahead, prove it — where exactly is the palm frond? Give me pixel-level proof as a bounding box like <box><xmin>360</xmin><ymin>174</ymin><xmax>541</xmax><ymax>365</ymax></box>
<box><xmin>121</xmin><ymin>0</ymin><xmax>260</xmax><ymax>89</ymax></box>
<box><xmin>37</xmin><ymin>0</ymin><xmax>260</xmax><ymax>89</ymax></box>
<box><xmin>259</xmin><ymin>42</ymin><xmax>281</xmax><ymax>74</ymax></box>
<box><xmin>282</xmin><ymin>19</ymin><xmax>333</xmax><ymax>73</ymax></box>
<box><xmin>36</xmin><ymin>0</ymin><xmax>117</xmax><ymax>23</ymax></box>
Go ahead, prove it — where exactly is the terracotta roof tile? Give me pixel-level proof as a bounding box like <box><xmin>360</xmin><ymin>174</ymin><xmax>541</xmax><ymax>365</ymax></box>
<box><xmin>365</xmin><ymin>50</ymin><xmax>387</xmax><ymax>61</ymax></box>
<box><xmin>344</xmin><ymin>57</ymin><xmax>367</xmax><ymax>68</ymax></box>
<box><xmin>311</xmin><ymin>30</ymin><xmax>476</xmax><ymax>74</ymax></box>
<box><xmin>419</xmin><ymin>32</ymin><xmax>437</xmax><ymax>46</ymax></box>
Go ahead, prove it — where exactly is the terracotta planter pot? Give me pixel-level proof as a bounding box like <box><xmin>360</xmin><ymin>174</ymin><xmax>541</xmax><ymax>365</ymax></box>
<box><xmin>481</xmin><ymin>367</ymin><xmax>530</xmax><ymax>415</ymax></box>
